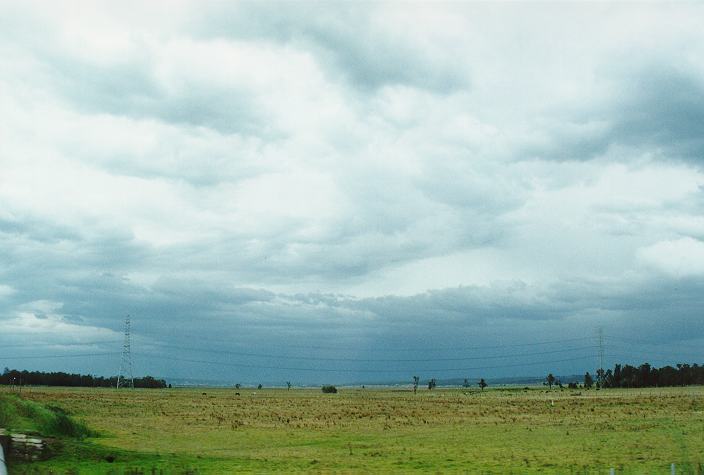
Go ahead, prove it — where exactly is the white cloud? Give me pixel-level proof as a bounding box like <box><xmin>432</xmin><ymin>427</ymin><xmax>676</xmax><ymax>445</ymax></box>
<box><xmin>1</xmin><ymin>300</ymin><xmax>120</xmax><ymax>342</ymax></box>
<box><xmin>0</xmin><ymin>284</ymin><xmax>16</xmax><ymax>299</ymax></box>
<box><xmin>638</xmin><ymin>237</ymin><xmax>704</xmax><ymax>278</ymax></box>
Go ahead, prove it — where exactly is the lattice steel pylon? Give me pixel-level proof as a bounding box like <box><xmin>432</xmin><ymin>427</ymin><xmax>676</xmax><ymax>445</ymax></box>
<box><xmin>597</xmin><ymin>327</ymin><xmax>605</xmax><ymax>386</ymax></box>
<box><xmin>116</xmin><ymin>314</ymin><xmax>134</xmax><ymax>389</ymax></box>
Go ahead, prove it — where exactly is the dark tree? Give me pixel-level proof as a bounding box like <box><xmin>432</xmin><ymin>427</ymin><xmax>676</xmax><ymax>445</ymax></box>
<box><xmin>589</xmin><ymin>362</ymin><xmax>704</xmax><ymax>389</ymax></box>
<box><xmin>412</xmin><ymin>376</ymin><xmax>420</xmax><ymax>393</ymax></box>
<box><xmin>546</xmin><ymin>373</ymin><xmax>555</xmax><ymax>389</ymax></box>
<box><xmin>584</xmin><ymin>372</ymin><xmax>594</xmax><ymax>389</ymax></box>
<box><xmin>463</xmin><ymin>378</ymin><xmax>470</xmax><ymax>388</ymax></box>
<box><xmin>0</xmin><ymin>368</ymin><xmax>166</xmax><ymax>388</ymax></box>
<box><xmin>613</xmin><ymin>364</ymin><xmax>622</xmax><ymax>387</ymax></box>
<box><xmin>595</xmin><ymin>368</ymin><xmax>605</xmax><ymax>388</ymax></box>
<box><xmin>428</xmin><ymin>378</ymin><xmax>437</xmax><ymax>390</ymax></box>
<box><xmin>478</xmin><ymin>378</ymin><xmax>487</xmax><ymax>391</ymax></box>
<box><xmin>286</xmin><ymin>381</ymin><xmax>292</xmax><ymax>390</ymax></box>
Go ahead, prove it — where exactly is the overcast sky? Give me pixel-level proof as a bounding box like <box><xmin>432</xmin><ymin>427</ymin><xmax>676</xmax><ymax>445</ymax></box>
<box><xmin>1</xmin><ymin>2</ymin><xmax>703</xmax><ymax>385</ymax></box>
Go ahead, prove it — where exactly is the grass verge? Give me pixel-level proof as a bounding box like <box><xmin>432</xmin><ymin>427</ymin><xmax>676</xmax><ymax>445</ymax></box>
<box><xmin>0</xmin><ymin>393</ymin><xmax>91</xmax><ymax>438</ymax></box>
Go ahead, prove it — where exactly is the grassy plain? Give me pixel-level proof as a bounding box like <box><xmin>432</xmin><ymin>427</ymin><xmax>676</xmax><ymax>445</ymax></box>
<box><xmin>4</xmin><ymin>385</ymin><xmax>704</xmax><ymax>473</ymax></box>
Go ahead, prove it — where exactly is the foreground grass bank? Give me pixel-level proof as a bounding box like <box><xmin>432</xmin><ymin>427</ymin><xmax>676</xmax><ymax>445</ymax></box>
<box><xmin>0</xmin><ymin>393</ymin><xmax>90</xmax><ymax>439</ymax></box>
<box><xmin>3</xmin><ymin>385</ymin><xmax>703</xmax><ymax>473</ymax></box>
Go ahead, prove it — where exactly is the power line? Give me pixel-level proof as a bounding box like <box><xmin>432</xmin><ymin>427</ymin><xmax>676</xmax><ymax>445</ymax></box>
<box><xmin>144</xmin><ymin>341</ymin><xmax>600</xmax><ymax>363</ymax></box>
<box><xmin>606</xmin><ymin>336</ymin><xmax>704</xmax><ymax>351</ymax></box>
<box><xmin>601</xmin><ymin>353</ymin><xmax>704</xmax><ymax>371</ymax></box>
<box><xmin>603</xmin><ymin>349</ymin><xmax>704</xmax><ymax>362</ymax></box>
<box><xmin>136</xmin><ymin>352</ymin><xmax>597</xmax><ymax>374</ymax></box>
<box><xmin>0</xmin><ymin>352</ymin><xmax>120</xmax><ymax>360</ymax></box>
<box><xmin>0</xmin><ymin>336</ymin><xmax>594</xmax><ymax>355</ymax></box>
<box><xmin>0</xmin><ymin>340</ymin><xmax>597</xmax><ymax>362</ymax></box>
<box><xmin>0</xmin><ymin>340</ymin><xmax>122</xmax><ymax>349</ymax></box>
<box><xmin>153</xmin><ymin>335</ymin><xmax>594</xmax><ymax>353</ymax></box>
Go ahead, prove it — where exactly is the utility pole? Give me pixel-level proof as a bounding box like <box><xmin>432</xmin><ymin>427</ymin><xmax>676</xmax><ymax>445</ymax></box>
<box><xmin>117</xmin><ymin>315</ymin><xmax>134</xmax><ymax>389</ymax></box>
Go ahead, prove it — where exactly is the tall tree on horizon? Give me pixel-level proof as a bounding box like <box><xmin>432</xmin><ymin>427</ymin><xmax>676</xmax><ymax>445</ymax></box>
<box><xmin>546</xmin><ymin>373</ymin><xmax>556</xmax><ymax>389</ymax></box>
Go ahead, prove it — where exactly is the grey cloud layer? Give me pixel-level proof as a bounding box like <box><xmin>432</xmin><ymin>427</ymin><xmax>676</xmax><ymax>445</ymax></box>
<box><xmin>196</xmin><ymin>3</ymin><xmax>469</xmax><ymax>93</ymax></box>
<box><xmin>2</xmin><ymin>271</ymin><xmax>701</xmax><ymax>382</ymax></box>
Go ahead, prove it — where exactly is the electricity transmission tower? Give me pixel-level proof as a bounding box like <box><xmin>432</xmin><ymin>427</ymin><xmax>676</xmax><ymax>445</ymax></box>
<box><xmin>117</xmin><ymin>315</ymin><xmax>134</xmax><ymax>389</ymax></box>
<box><xmin>597</xmin><ymin>327</ymin><xmax>605</xmax><ymax>387</ymax></box>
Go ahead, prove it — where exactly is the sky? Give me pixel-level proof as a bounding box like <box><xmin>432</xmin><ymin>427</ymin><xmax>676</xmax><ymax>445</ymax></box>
<box><xmin>1</xmin><ymin>1</ymin><xmax>703</xmax><ymax>385</ymax></box>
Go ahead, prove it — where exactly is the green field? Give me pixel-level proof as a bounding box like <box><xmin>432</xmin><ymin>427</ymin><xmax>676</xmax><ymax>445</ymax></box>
<box><xmin>3</xmin><ymin>385</ymin><xmax>704</xmax><ymax>473</ymax></box>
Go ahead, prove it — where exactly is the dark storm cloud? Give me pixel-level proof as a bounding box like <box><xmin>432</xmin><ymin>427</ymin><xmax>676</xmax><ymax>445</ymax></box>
<box><xmin>44</xmin><ymin>54</ymin><xmax>264</xmax><ymax>136</ymax></box>
<box><xmin>195</xmin><ymin>3</ymin><xmax>469</xmax><ymax>93</ymax></box>
<box><xmin>2</xmin><ymin>238</ymin><xmax>703</xmax><ymax>383</ymax></box>
<box><xmin>523</xmin><ymin>62</ymin><xmax>704</xmax><ymax>164</ymax></box>
<box><xmin>0</xmin><ymin>215</ymin><xmax>81</xmax><ymax>244</ymax></box>
<box><xmin>612</xmin><ymin>65</ymin><xmax>704</xmax><ymax>162</ymax></box>
<box><xmin>6</xmin><ymin>272</ymin><xmax>702</xmax><ymax>383</ymax></box>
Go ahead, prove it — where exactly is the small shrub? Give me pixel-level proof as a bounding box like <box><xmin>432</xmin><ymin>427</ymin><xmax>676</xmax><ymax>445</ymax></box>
<box><xmin>321</xmin><ymin>385</ymin><xmax>338</xmax><ymax>394</ymax></box>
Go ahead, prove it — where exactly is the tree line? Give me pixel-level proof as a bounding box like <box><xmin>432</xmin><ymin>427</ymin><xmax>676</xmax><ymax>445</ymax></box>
<box><xmin>596</xmin><ymin>362</ymin><xmax>704</xmax><ymax>388</ymax></box>
<box><xmin>544</xmin><ymin>362</ymin><xmax>704</xmax><ymax>390</ymax></box>
<box><xmin>1</xmin><ymin>368</ymin><xmax>167</xmax><ymax>388</ymax></box>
